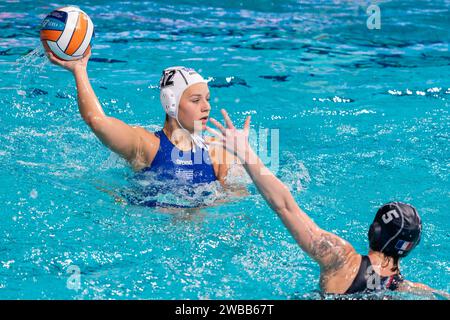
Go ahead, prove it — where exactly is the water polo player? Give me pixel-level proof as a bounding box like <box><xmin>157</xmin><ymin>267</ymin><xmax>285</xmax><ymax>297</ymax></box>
<box><xmin>43</xmin><ymin>47</ymin><xmax>236</xmax><ymax>205</ymax></box>
<box><xmin>207</xmin><ymin>109</ymin><xmax>450</xmax><ymax>298</ymax></box>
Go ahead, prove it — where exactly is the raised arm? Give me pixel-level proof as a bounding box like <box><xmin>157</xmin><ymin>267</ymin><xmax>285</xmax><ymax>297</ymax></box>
<box><xmin>207</xmin><ymin>110</ymin><xmax>356</xmax><ymax>273</ymax></box>
<box><xmin>44</xmin><ymin>45</ymin><xmax>157</xmax><ymax>170</ymax></box>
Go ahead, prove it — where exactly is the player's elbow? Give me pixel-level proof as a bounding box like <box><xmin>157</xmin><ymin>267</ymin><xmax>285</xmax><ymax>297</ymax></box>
<box><xmin>87</xmin><ymin>115</ymin><xmax>108</xmax><ymax>133</ymax></box>
<box><xmin>269</xmin><ymin>196</ymin><xmax>290</xmax><ymax>216</ymax></box>
<box><xmin>271</xmin><ymin>186</ymin><xmax>295</xmax><ymax>214</ymax></box>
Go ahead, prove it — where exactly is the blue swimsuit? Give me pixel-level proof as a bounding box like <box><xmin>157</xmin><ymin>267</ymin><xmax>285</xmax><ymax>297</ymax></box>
<box><xmin>144</xmin><ymin>130</ymin><xmax>217</xmax><ymax>184</ymax></box>
<box><xmin>125</xmin><ymin>129</ymin><xmax>217</xmax><ymax>207</ymax></box>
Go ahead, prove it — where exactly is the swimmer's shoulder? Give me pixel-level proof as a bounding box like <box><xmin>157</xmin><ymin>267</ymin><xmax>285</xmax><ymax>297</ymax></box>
<box><xmin>130</xmin><ymin>126</ymin><xmax>161</xmax><ymax>171</ymax></box>
<box><xmin>206</xmin><ymin>136</ymin><xmax>222</xmax><ymax>162</ymax></box>
<box><xmin>205</xmin><ymin>135</ymin><xmax>216</xmax><ymax>146</ymax></box>
<box><xmin>206</xmin><ymin>136</ymin><xmax>237</xmax><ymax>183</ymax></box>
<box><xmin>206</xmin><ymin>135</ymin><xmax>241</xmax><ymax>164</ymax></box>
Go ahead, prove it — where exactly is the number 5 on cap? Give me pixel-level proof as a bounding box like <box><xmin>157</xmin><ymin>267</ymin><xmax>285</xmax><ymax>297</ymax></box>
<box><xmin>382</xmin><ymin>210</ymin><xmax>400</xmax><ymax>224</ymax></box>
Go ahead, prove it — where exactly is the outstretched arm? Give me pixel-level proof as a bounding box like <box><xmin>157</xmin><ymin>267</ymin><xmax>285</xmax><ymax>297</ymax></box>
<box><xmin>44</xmin><ymin>45</ymin><xmax>156</xmax><ymax>170</ymax></box>
<box><xmin>207</xmin><ymin>110</ymin><xmax>356</xmax><ymax>273</ymax></box>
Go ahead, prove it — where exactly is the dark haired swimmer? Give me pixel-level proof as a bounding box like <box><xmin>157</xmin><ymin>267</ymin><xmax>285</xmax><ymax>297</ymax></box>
<box><xmin>207</xmin><ymin>110</ymin><xmax>450</xmax><ymax>298</ymax></box>
<box><xmin>44</xmin><ymin>46</ymin><xmax>238</xmax><ymax>206</ymax></box>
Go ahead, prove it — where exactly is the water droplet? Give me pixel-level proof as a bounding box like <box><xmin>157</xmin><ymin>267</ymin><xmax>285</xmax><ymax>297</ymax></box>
<box><xmin>30</xmin><ymin>189</ymin><xmax>38</xmax><ymax>199</ymax></box>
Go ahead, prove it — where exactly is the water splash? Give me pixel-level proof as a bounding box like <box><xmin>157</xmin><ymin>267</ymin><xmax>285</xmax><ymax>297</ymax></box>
<box><xmin>313</xmin><ymin>96</ymin><xmax>354</xmax><ymax>103</ymax></box>
<box><xmin>387</xmin><ymin>87</ymin><xmax>450</xmax><ymax>99</ymax></box>
<box><xmin>280</xmin><ymin>152</ymin><xmax>311</xmax><ymax>192</ymax></box>
<box><xmin>15</xmin><ymin>46</ymin><xmax>48</xmax><ymax>95</ymax></box>
<box><xmin>9</xmin><ymin>46</ymin><xmax>51</xmax><ymax>119</ymax></box>
<box><xmin>116</xmin><ymin>170</ymin><xmax>226</xmax><ymax>209</ymax></box>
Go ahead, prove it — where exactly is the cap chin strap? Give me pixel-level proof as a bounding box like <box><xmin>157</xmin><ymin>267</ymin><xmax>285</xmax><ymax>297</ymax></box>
<box><xmin>173</xmin><ymin>112</ymin><xmax>208</xmax><ymax>153</ymax></box>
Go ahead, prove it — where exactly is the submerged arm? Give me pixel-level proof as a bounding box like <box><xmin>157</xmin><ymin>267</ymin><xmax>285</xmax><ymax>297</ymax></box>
<box><xmin>398</xmin><ymin>281</ymin><xmax>450</xmax><ymax>300</ymax></box>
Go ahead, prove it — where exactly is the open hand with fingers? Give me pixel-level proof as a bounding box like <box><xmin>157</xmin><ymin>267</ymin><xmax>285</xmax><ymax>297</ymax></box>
<box><xmin>206</xmin><ymin>109</ymin><xmax>252</xmax><ymax>163</ymax></box>
<box><xmin>43</xmin><ymin>41</ymin><xmax>91</xmax><ymax>73</ymax></box>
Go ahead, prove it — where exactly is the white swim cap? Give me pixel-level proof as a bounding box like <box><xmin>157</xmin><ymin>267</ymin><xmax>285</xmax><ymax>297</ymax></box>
<box><xmin>159</xmin><ymin>66</ymin><xmax>207</xmax><ymax>118</ymax></box>
<box><xmin>159</xmin><ymin>66</ymin><xmax>209</xmax><ymax>152</ymax></box>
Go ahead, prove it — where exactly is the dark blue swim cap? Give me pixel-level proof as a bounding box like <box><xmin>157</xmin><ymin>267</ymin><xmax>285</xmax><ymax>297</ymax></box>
<box><xmin>368</xmin><ymin>202</ymin><xmax>422</xmax><ymax>258</ymax></box>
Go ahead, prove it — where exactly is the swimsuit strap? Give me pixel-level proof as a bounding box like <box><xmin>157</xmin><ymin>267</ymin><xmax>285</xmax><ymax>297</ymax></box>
<box><xmin>345</xmin><ymin>255</ymin><xmax>404</xmax><ymax>294</ymax></box>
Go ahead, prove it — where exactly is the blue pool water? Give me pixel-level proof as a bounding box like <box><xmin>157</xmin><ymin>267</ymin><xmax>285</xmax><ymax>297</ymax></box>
<box><xmin>0</xmin><ymin>0</ymin><xmax>449</xmax><ymax>299</ymax></box>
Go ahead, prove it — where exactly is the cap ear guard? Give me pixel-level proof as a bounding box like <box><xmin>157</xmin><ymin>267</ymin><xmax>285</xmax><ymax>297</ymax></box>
<box><xmin>368</xmin><ymin>221</ymin><xmax>382</xmax><ymax>251</ymax></box>
<box><xmin>415</xmin><ymin>232</ymin><xmax>421</xmax><ymax>247</ymax></box>
<box><xmin>410</xmin><ymin>206</ymin><xmax>422</xmax><ymax>248</ymax></box>
<box><xmin>160</xmin><ymin>87</ymin><xmax>177</xmax><ymax>118</ymax></box>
